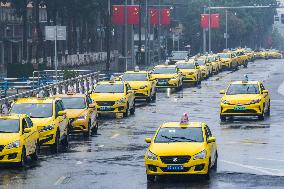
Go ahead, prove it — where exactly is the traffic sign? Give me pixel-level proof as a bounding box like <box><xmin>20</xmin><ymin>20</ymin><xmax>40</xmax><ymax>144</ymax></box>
<box><xmin>45</xmin><ymin>26</ymin><xmax>66</xmax><ymax>41</ymax></box>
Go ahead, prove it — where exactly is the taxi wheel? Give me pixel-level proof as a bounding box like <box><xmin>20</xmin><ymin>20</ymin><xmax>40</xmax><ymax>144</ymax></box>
<box><xmin>151</xmin><ymin>92</ymin><xmax>157</xmax><ymax>101</ymax></box>
<box><xmin>91</xmin><ymin>122</ymin><xmax>98</xmax><ymax>135</ymax></box>
<box><xmin>212</xmin><ymin>152</ymin><xmax>218</xmax><ymax>171</ymax></box>
<box><xmin>220</xmin><ymin>115</ymin><xmax>226</xmax><ymax>122</ymax></box>
<box><xmin>51</xmin><ymin>130</ymin><xmax>60</xmax><ymax>154</ymax></box>
<box><xmin>204</xmin><ymin>159</ymin><xmax>211</xmax><ymax>180</ymax></box>
<box><xmin>19</xmin><ymin>147</ymin><xmax>27</xmax><ymax>167</ymax></box>
<box><xmin>62</xmin><ymin>130</ymin><xmax>69</xmax><ymax>147</ymax></box>
<box><xmin>31</xmin><ymin>142</ymin><xmax>39</xmax><ymax>161</ymax></box>
<box><xmin>130</xmin><ymin>102</ymin><xmax>135</xmax><ymax>115</ymax></box>
<box><xmin>258</xmin><ymin>109</ymin><xmax>265</xmax><ymax>121</ymax></box>
<box><xmin>267</xmin><ymin>104</ymin><xmax>271</xmax><ymax>116</ymax></box>
<box><xmin>123</xmin><ymin>104</ymin><xmax>129</xmax><ymax>118</ymax></box>
<box><xmin>146</xmin><ymin>96</ymin><xmax>151</xmax><ymax>103</ymax></box>
<box><xmin>84</xmin><ymin>121</ymin><xmax>91</xmax><ymax>137</ymax></box>
<box><xmin>147</xmin><ymin>174</ymin><xmax>155</xmax><ymax>182</ymax></box>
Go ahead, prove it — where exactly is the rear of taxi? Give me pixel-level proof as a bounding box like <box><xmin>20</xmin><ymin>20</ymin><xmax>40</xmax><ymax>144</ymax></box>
<box><xmin>218</xmin><ymin>53</ymin><xmax>233</xmax><ymax>70</ymax></box>
<box><xmin>144</xmin><ymin>120</ymin><xmax>217</xmax><ymax>181</ymax></box>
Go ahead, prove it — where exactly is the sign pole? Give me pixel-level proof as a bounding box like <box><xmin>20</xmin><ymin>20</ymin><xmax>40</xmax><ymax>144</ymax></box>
<box><xmin>55</xmin><ymin>26</ymin><xmax>58</xmax><ymax>82</ymax></box>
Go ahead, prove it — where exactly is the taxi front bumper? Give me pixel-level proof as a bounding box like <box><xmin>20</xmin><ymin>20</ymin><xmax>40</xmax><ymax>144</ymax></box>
<box><xmin>155</xmin><ymin>79</ymin><xmax>179</xmax><ymax>88</ymax></box>
<box><xmin>133</xmin><ymin>88</ymin><xmax>151</xmax><ymax>99</ymax></box>
<box><xmin>182</xmin><ymin>74</ymin><xmax>198</xmax><ymax>83</ymax></box>
<box><xmin>220</xmin><ymin>103</ymin><xmax>263</xmax><ymax>116</ymax></box>
<box><xmin>39</xmin><ymin>130</ymin><xmax>55</xmax><ymax>146</ymax></box>
<box><xmin>145</xmin><ymin>158</ymin><xmax>209</xmax><ymax>175</ymax></box>
<box><xmin>0</xmin><ymin>147</ymin><xmax>22</xmax><ymax>163</ymax></box>
<box><xmin>69</xmin><ymin>118</ymin><xmax>89</xmax><ymax>132</ymax></box>
<box><xmin>96</xmin><ymin>103</ymin><xmax>128</xmax><ymax>114</ymax></box>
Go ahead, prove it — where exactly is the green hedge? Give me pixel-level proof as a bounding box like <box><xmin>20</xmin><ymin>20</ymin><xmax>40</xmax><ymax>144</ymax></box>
<box><xmin>7</xmin><ymin>63</ymin><xmax>48</xmax><ymax>78</ymax></box>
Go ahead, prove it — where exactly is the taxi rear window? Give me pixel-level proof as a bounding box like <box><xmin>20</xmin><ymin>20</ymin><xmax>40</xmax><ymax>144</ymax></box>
<box><xmin>0</xmin><ymin>119</ymin><xmax>20</xmax><ymax>133</ymax></box>
<box><xmin>154</xmin><ymin>127</ymin><xmax>203</xmax><ymax>143</ymax></box>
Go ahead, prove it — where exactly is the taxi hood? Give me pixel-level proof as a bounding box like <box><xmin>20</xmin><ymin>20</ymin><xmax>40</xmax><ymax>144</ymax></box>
<box><xmin>65</xmin><ymin>109</ymin><xmax>88</xmax><ymax>119</ymax></box>
<box><xmin>149</xmin><ymin>142</ymin><xmax>205</xmax><ymax>156</ymax></box>
<box><xmin>151</xmin><ymin>74</ymin><xmax>178</xmax><ymax>79</ymax></box>
<box><xmin>127</xmin><ymin>81</ymin><xmax>150</xmax><ymax>89</ymax></box>
<box><xmin>91</xmin><ymin>93</ymin><xmax>125</xmax><ymax>101</ymax></box>
<box><xmin>220</xmin><ymin>58</ymin><xmax>231</xmax><ymax>61</ymax></box>
<box><xmin>31</xmin><ymin>117</ymin><xmax>54</xmax><ymax>127</ymax></box>
<box><xmin>223</xmin><ymin>94</ymin><xmax>262</xmax><ymax>104</ymax></box>
<box><xmin>0</xmin><ymin>133</ymin><xmax>20</xmax><ymax>145</ymax></box>
<box><xmin>179</xmin><ymin>69</ymin><xmax>196</xmax><ymax>74</ymax></box>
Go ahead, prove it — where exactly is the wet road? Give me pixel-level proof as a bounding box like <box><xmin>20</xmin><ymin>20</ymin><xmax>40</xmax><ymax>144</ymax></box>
<box><xmin>1</xmin><ymin>59</ymin><xmax>284</xmax><ymax>189</ymax></box>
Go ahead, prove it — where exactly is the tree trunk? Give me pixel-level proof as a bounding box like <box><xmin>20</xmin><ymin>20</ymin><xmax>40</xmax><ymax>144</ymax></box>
<box><xmin>22</xmin><ymin>0</ymin><xmax>28</xmax><ymax>63</ymax></box>
<box><xmin>35</xmin><ymin>0</ymin><xmax>43</xmax><ymax>63</ymax></box>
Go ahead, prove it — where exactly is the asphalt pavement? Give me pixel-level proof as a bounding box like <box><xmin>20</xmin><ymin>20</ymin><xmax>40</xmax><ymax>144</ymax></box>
<box><xmin>1</xmin><ymin>59</ymin><xmax>284</xmax><ymax>189</ymax></box>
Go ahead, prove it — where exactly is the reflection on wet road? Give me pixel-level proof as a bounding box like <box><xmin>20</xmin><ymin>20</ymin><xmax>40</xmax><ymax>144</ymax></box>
<box><xmin>1</xmin><ymin>59</ymin><xmax>284</xmax><ymax>189</ymax></box>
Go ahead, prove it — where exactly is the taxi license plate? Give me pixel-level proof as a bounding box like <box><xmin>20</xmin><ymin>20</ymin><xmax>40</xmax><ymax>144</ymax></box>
<box><xmin>234</xmin><ymin>106</ymin><xmax>246</xmax><ymax>111</ymax></box>
<box><xmin>99</xmin><ymin>107</ymin><xmax>112</xmax><ymax>111</ymax></box>
<box><xmin>167</xmin><ymin>165</ymin><xmax>184</xmax><ymax>171</ymax></box>
<box><xmin>158</xmin><ymin>82</ymin><xmax>167</xmax><ymax>85</ymax></box>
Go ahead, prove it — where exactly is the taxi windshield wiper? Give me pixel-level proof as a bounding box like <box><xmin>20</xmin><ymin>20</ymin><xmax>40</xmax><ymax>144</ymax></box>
<box><xmin>172</xmin><ymin>136</ymin><xmax>198</xmax><ymax>142</ymax></box>
<box><xmin>0</xmin><ymin>131</ymin><xmax>13</xmax><ymax>133</ymax></box>
<box><xmin>160</xmin><ymin>135</ymin><xmax>180</xmax><ymax>142</ymax></box>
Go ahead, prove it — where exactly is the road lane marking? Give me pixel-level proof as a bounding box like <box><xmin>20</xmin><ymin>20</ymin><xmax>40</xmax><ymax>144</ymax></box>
<box><xmin>98</xmin><ymin>145</ymin><xmax>104</xmax><ymax>148</ymax></box>
<box><xmin>110</xmin><ymin>133</ymin><xmax>120</xmax><ymax>139</ymax></box>
<box><xmin>221</xmin><ymin>160</ymin><xmax>280</xmax><ymax>176</ymax></box>
<box><xmin>54</xmin><ymin>176</ymin><xmax>66</xmax><ymax>185</ymax></box>
<box><xmin>278</xmin><ymin>81</ymin><xmax>284</xmax><ymax>96</ymax></box>
<box><xmin>256</xmin><ymin>158</ymin><xmax>284</xmax><ymax>162</ymax></box>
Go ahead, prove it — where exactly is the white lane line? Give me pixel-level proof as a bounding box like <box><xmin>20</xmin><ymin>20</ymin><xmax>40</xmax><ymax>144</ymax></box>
<box><xmin>221</xmin><ymin>160</ymin><xmax>281</xmax><ymax>176</ymax></box>
<box><xmin>256</xmin><ymin>158</ymin><xmax>284</xmax><ymax>162</ymax></box>
<box><xmin>110</xmin><ymin>133</ymin><xmax>120</xmax><ymax>139</ymax></box>
<box><xmin>278</xmin><ymin>81</ymin><xmax>284</xmax><ymax>96</ymax></box>
<box><xmin>98</xmin><ymin>145</ymin><xmax>104</xmax><ymax>148</ymax></box>
<box><xmin>54</xmin><ymin>176</ymin><xmax>66</xmax><ymax>186</ymax></box>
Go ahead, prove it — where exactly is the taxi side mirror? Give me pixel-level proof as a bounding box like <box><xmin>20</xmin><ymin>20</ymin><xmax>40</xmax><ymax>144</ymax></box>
<box><xmin>24</xmin><ymin>128</ymin><xmax>32</xmax><ymax>133</ymax></box>
<box><xmin>145</xmin><ymin>138</ymin><xmax>152</xmax><ymax>143</ymax></box>
<box><xmin>220</xmin><ymin>90</ymin><xmax>225</xmax><ymax>94</ymax></box>
<box><xmin>262</xmin><ymin>90</ymin><xmax>269</xmax><ymax>94</ymax></box>
<box><xmin>207</xmin><ymin>137</ymin><xmax>216</xmax><ymax>143</ymax></box>
<box><xmin>58</xmin><ymin>111</ymin><xmax>66</xmax><ymax>116</ymax></box>
<box><xmin>88</xmin><ymin>103</ymin><xmax>96</xmax><ymax>108</ymax></box>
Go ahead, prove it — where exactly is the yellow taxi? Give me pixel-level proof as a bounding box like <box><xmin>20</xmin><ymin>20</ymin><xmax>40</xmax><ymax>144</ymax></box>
<box><xmin>235</xmin><ymin>50</ymin><xmax>249</xmax><ymax>68</ymax></box>
<box><xmin>90</xmin><ymin>81</ymin><xmax>135</xmax><ymax>118</ymax></box>
<box><xmin>53</xmin><ymin>93</ymin><xmax>98</xmax><ymax>137</ymax></box>
<box><xmin>121</xmin><ymin>70</ymin><xmax>156</xmax><ymax>102</ymax></box>
<box><xmin>267</xmin><ymin>49</ymin><xmax>282</xmax><ymax>59</ymax></box>
<box><xmin>151</xmin><ymin>65</ymin><xmax>183</xmax><ymax>90</ymax></box>
<box><xmin>244</xmin><ymin>48</ymin><xmax>255</xmax><ymax>62</ymax></box>
<box><xmin>220</xmin><ymin>77</ymin><xmax>270</xmax><ymax>121</ymax></box>
<box><xmin>0</xmin><ymin>114</ymin><xmax>39</xmax><ymax>166</ymax></box>
<box><xmin>218</xmin><ymin>52</ymin><xmax>238</xmax><ymax>70</ymax></box>
<box><xmin>207</xmin><ymin>55</ymin><xmax>222</xmax><ymax>74</ymax></box>
<box><xmin>144</xmin><ymin>114</ymin><xmax>217</xmax><ymax>182</ymax></box>
<box><xmin>195</xmin><ymin>57</ymin><xmax>211</xmax><ymax>79</ymax></box>
<box><xmin>175</xmin><ymin>60</ymin><xmax>202</xmax><ymax>85</ymax></box>
<box><xmin>10</xmin><ymin>97</ymin><xmax>69</xmax><ymax>153</ymax></box>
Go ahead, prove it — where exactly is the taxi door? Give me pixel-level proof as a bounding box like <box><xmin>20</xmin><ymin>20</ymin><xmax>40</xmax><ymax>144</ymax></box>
<box><xmin>87</xmin><ymin>96</ymin><xmax>97</xmax><ymax>128</ymax></box>
<box><xmin>204</xmin><ymin>125</ymin><xmax>217</xmax><ymax>166</ymax></box>
<box><xmin>55</xmin><ymin>100</ymin><xmax>68</xmax><ymax>139</ymax></box>
<box><xmin>148</xmin><ymin>73</ymin><xmax>156</xmax><ymax>96</ymax></box>
<box><xmin>21</xmin><ymin>118</ymin><xmax>32</xmax><ymax>155</ymax></box>
<box><xmin>26</xmin><ymin>117</ymin><xmax>38</xmax><ymax>153</ymax></box>
<box><xmin>260</xmin><ymin>83</ymin><xmax>270</xmax><ymax>110</ymax></box>
<box><xmin>126</xmin><ymin>83</ymin><xmax>135</xmax><ymax>108</ymax></box>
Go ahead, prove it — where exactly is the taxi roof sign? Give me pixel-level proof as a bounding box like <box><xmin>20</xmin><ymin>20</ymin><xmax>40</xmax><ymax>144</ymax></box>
<box><xmin>180</xmin><ymin>113</ymin><xmax>189</xmax><ymax>125</ymax></box>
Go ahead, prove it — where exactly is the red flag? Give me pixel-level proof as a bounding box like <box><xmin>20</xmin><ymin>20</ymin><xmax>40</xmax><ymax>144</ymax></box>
<box><xmin>161</xmin><ymin>8</ymin><xmax>171</xmax><ymax>25</ymax></box>
<box><xmin>211</xmin><ymin>14</ymin><xmax>220</xmax><ymax>29</ymax></box>
<box><xmin>150</xmin><ymin>8</ymin><xmax>158</xmax><ymax>26</ymax></box>
<box><xmin>112</xmin><ymin>5</ymin><xmax>125</xmax><ymax>25</ymax></box>
<box><xmin>200</xmin><ymin>14</ymin><xmax>209</xmax><ymax>29</ymax></box>
<box><xmin>127</xmin><ymin>5</ymin><xmax>140</xmax><ymax>25</ymax></box>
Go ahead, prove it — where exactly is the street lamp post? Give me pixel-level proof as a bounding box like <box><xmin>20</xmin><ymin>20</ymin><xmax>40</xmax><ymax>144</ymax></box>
<box><xmin>225</xmin><ymin>9</ymin><xmax>228</xmax><ymax>49</ymax></box>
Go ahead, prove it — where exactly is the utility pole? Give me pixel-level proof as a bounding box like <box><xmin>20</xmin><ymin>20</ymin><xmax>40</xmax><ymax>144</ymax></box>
<box><xmin>225</xmin><ymin>9</ymin><xmax>228</xmax><ymax>49</ymax></box>
<box><xmin>125</xmin><ymin>0</ymin><xmax>128</xmax><ymax>70</ymax></box>
<box><xmin>106</xmin><ymin>0</ymin><xmax>111</xmax><ymax>71</ymax></box>
<box><xmin>202</xmin><ymin>6</ymin><xmax>206</xmax><ymax>53</ymax></box>
<box><xmin>138</xmin><ymin>0</ymin><xmax>142</xmax><ymax>65</ymax></box>
<box><xmin>131</xmin><ymin>0</ymin><xmax>135</xmax><ymax>68</ymax></box>
<box><xmin>145</xmin><ymin>0</ymin><xmax>148</xmax><ymax>65</ymax></box>
<box><xmin>158</xmin><ymin>0</ymin><xmax>161</xmax><ymax>64</ymax></box>
<box><xmin>208</xmin><ymin>0</ymin><xmax>212</xmax><ymax>52</ymax></box>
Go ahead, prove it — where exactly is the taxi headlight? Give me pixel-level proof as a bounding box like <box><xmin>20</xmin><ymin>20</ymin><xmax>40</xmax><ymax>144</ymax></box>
<box><xmin>140</xmin><ymin>85</ymin><xmax>148</xmax><ymax>89</ymax></box>
<box><xmin>7</xmin><ymin>140</ymin><xmax>20</xmax><ymax>149</ymax></box>
<box><xmin>194</xmin><ymin>150</ymin><xmax>207</xmax><ymax>160</ymax></box>
<box><xmin>250</xmin><ymin>99</ymin><xmax>261</xmax><ymax>104</ymax></box>
<box><xmin>77</xmin><ymin>115</ymin><xmax>87</xmax><ymax>120</ymax></box>
<box><xmin>147</xmin><ymin>150</ymin><xmax>158</xmax><ymax>160</ymax></box>
<box><xmin>222</xmin><ymin>100</ymin><xmax>229</xmax><ymax>104</ymax></box>
<box><xmin>40</xmin><ymin>124</ymin><xmax>55</xmax><ymax>132</ymax></box>
<box><xmin>116</xmin><ymin>98</ymin><xmax>127</xmax><ymax>104</ymax></box>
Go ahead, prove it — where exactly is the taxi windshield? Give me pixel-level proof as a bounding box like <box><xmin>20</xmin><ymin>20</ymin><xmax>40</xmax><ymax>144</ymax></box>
<box><xmin>61</xmin><ymin>97</ymin><xmax>86</xmax><ymax>109</ymax></box>
<box><xmin>155</xmin><ymin>127</ymin><xmax>204</xmax><ymax>143</ymax></box>
<box><xmin>153</xmin><ymin>67</ymin><xmax>177</xmax><ymax>74</ymax></box>
<box><xmin>227</xmin><ymin>84</ymin><xmax>260</xmax><ymax>95</ymax></box>
<box><xmin>0</xmin><ymin>119</ymin><xmax>19</xmax><ymax>133</ymax></box>
<box><xmin>218</xmin><ymin>53</ymin><xmax>230</xmax><ymax>58</ymax></box>
<box><xmin>176</xmin><ymin>64</ymin><xmax>195</xmax><ymax>69</ymax></box>
<box><xmin>208</xmin><ymin>57</ymin><xmax>215</xmax><ymax>62</ymax></box>
<box><xmin>11</xmin><ymin>103</ymin><xmax>53</xmax><ymax>118</ymax></box>
<box><xmin>122</xmin><ymin>73</ymin><xmax>148</xmax><ymax>81</ymax></box>
<box><xmin>196</xmin><ymin>59</ymin><xmax>206</xmax><ymax>65</ymax></box>
<box><xmin>171</xmin><ymin>52</ymin><xmax>188</xmax><ymax>60</ymax></box>
<box><xmin>94</xmin><ymin>84</ymin><xmax>124</xmax><ymax>93</ymax></box>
